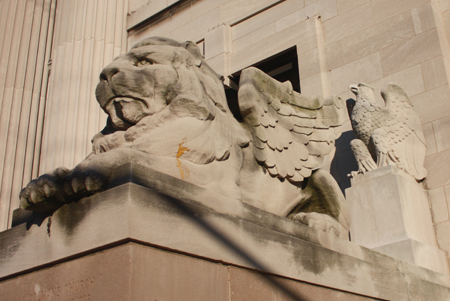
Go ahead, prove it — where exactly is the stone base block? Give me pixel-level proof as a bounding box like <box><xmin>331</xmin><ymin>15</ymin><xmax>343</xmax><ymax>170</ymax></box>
<box><xmin>1</xmin><ymin>163</ymin><xmax>450</xmax><ymax>300</ymax></box>
<box><xmin>0</xmin><ymin>242</ymin><xmax>384</xmax><ymax>301</ymax></box>
<box><xmin>346</xmin><ymin>165</ymin><xmax>449</xmax><ymax>274</ymax></box>
<box><xmin>372</xmin><ymin>238</ymin><xmax>449</xmax><ymax>274</ymax></box>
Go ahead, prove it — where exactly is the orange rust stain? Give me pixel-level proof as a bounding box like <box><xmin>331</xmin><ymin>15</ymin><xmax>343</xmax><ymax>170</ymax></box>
<box><xmin>176</xmin><ymin>138</ymin><xmax>190</xmax><ymax>179</ymax></box>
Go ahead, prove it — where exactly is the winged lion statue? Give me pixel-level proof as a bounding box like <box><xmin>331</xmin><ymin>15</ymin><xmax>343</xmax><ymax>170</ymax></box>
<box><xmin>20</xmin><ymin>37</ymin><xmax>350</xmax><ymax>238</ymax></box>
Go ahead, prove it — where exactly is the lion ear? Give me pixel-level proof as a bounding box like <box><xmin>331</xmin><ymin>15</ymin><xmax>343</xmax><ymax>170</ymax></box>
<box><xmin>183</xmin><ymin>41</ymin><xmax>203</xmax><ymax>67</ymax></box>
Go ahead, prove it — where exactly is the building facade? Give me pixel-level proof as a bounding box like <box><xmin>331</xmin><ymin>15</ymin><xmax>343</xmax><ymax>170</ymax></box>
<box><xmin>2</xmin><ymin>0</ymin><xmax>450</xmax><ymax>269</ymax></box>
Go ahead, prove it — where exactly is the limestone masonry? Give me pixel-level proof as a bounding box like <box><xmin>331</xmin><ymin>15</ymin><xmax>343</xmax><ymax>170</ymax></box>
<box><xmin>2</xmin><ymin>0</ymin><xmax>450</xmax><ymax>300</ymax></box>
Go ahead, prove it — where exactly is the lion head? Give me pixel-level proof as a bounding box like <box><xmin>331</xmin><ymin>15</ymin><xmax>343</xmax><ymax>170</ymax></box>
<box><xmin>94</xmin><ymin>37</ymin><xmax>248</xmax><ymax>164</ymax></box>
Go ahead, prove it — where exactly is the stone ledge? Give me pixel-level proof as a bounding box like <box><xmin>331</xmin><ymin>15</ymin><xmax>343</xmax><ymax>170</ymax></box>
<box><xmin>1</xmin><ymin>163</ymin><xmax>450</xmax><ymax>300</ymax></box>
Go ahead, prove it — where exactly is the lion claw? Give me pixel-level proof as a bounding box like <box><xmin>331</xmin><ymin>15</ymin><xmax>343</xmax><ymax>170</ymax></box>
<box><xmin>290</xmin><ymin>212</ymin><xmax>348</xmax><ymax>238</ymax></box>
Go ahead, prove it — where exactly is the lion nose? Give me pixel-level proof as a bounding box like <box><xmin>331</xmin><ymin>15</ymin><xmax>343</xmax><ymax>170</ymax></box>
<box><xmin>99</xmin><ymin>65</ymin><xmax>119</xmax><ymax>82</ymax></box>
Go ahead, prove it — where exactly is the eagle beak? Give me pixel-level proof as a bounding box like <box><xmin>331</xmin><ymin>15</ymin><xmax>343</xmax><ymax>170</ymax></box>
<box><xmin>349</xmin><ymin>85</ymin><xmax>358</xmax><ymax>95</ymax></box>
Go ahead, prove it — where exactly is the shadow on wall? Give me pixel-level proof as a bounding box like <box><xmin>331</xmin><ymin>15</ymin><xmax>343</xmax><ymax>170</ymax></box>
<box><xmin>331</xmin><ymin>130</ymin><xmax>358</xmax><ymax>196</ymax></box>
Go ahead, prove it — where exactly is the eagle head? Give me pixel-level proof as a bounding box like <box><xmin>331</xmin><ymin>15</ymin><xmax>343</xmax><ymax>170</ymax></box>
<box><xmin>349</xmin><ymin>83</ymin><xmax>375</xmax><ymax>103</ymax></box>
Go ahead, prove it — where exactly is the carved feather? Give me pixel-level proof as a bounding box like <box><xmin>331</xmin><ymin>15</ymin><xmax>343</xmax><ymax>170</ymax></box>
<box><xmin>238</xmin><ymin>67</ymin><xmax>346</xmax><ymax>183</ymax></box>
<box><xmin>349</xmin><ymin>83</ymin><xmax>427</xmax><ymax>181</ymax></box>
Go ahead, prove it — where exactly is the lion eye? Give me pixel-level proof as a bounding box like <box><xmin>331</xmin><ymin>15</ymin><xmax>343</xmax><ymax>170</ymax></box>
<box><xmin>137</xmin><ymin>59</ymin><xmax>152</xmax><ymax>66</ymax></box>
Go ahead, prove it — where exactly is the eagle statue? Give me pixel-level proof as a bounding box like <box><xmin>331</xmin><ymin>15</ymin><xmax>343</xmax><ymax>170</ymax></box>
<box><xmin>347</xmin><ymin>83</ymin><xmax>427</xmax><ymax>181</ymax></box>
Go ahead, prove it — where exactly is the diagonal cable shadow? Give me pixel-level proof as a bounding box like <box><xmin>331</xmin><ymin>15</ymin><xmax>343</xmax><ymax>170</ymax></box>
<box><xmin>161</xmin><ymin>191</ymin><xmax>309</xmax><ymax>301</ymax></box>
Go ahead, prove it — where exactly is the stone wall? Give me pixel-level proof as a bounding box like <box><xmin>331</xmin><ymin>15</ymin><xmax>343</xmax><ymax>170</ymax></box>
<box><xmin>128</xmin><ymin>0</ymin><xmax>450</xmax><ymax>267</ymax></box>
<box><xmin>2</xmin><ymin>0</ymin><xmax>450</xmax><ymax>270</ymax></box>
<box><xmin>38</xmin><ymin>0</ymin><xmax>129</xmax><ymax>175</ymax></box>
<box><xmin>0</xmin><ymin>0</ymin><xmax>56</xmax><ymax>230</ymax></box>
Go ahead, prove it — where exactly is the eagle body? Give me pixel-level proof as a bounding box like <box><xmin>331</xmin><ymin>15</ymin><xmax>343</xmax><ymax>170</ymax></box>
<box><xmin>348</xmin><ymin>83</ymin><xmax>427</xmax><ymax>181</ymax></box>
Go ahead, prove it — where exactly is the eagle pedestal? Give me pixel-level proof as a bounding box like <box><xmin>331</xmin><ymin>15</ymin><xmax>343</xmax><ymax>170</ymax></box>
<box><xmin>346</xmin><ymin>165</ymin><xmax>448</xmax><ymax>274</ymax></box>
<box><xmin>2</xmin><ymin>164</ymin><xmax>450</xmax><ymax>300</ymax></box>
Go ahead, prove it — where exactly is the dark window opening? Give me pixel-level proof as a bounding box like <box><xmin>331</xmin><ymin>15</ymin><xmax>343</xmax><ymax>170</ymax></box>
<box><xmin>225</xmin><ymin>47</ymin><xmax>299</xmax><ymax>121</ymax></box>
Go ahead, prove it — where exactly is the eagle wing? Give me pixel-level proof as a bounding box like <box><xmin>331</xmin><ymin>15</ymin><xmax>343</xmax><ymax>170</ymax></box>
<box><xmin>375</xmin><ymin>83</ymin><xmax>427</xmax><ymax>180</ymax></box>
<box><xmin>238</xmin><ymin>67</ymin><xmax>346</xmax><ymax>183</ymax></box>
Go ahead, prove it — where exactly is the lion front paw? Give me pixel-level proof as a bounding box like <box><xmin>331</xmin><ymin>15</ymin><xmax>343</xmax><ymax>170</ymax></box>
<box><xmin>19</xmin><ymin>167</ymin><xmax>70</xmax><ymax>213</ymax></box>
<box><xmin>290</xmin><ymin>212</ymin><xmax>348</xmax><ymax>238</ymax></box>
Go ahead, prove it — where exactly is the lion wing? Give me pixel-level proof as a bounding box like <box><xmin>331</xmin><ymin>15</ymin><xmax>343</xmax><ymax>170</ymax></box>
<box><xmin>238</xmin><ymin>67</ymin><xmax>346</xmax><ymax>183</ymax></box>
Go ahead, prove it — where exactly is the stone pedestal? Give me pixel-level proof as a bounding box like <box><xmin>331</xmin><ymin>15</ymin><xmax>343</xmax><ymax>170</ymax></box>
<box><xmin>1</xmin><ymin>164</ymin><xmax>450</xmax><ymax>300</ymax></box>
<box><xmin>346</xmin><ymin>165</ymin><xmax>449</xmax><ymax>275</ymax></box>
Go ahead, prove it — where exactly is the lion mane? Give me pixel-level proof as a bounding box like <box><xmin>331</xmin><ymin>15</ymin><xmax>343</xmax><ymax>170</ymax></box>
<box><xmin>93</xmin><ymin>37</ymin><xmax>248</xmax><ymax>165</ymax></box>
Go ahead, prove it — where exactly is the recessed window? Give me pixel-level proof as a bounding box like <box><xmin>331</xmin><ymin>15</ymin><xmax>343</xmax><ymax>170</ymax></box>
<box><xmin>226</xmin><ymin>47</ymin><xmax>299</xmax><ymax>121</ymax></box>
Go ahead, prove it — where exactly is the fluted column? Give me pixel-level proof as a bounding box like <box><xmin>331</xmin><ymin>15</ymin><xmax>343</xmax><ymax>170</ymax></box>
<box><xmin>40</xmin><ymin>0</ymin><xmax>128</xmax><ymax>175</ymax></box>
<box><xmin>0</xmin><ymin>0</ymin><xmax>56</xmax><ymax>230</ymax></box>
<box><xmin>0</xmin><ymin>0</ymin><xmax>128</xmax><ymax>230</ymax></box>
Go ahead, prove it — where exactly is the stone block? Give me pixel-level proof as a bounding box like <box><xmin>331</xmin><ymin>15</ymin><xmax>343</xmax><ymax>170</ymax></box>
<box><xmin>2</xmin><ymin>163</ymin><xmax>450</xmax><ymax>300</ymax></box>
<box><xmin>205</xmin><ymin>52</ymin><xmax>230</xmax><ymax>78</ymax></box>
<box><xmin>421</xmin><ymin>56</ymin><xmax>448</xmax><ymax>90</ymax></box>
<box><xmin>228</xmin><ymin>267</ymin><xmax>374</xmax><ymax>301</ymax></box>
<box><xmin>329</xmin><ymin>52</ymin><xmax>383</xmax><ymax>95</ymax></box>
<box><xmin>129</xmin><ymin>19</ymin><xmax>174</xmax><ymax>46</ymax></box>
<box><xmin>170</xmin><ymin>8</ymin><xmax>219</xmax><ymax>44</ymax></box>
<box><xmin>437</xmin><ymin>28</ymin><xmax>450</xmax><ymax>62</ymax></box>
<box><xmin>444</xmin><ymin>185</ymin><xmax>450</xmax><ymax>209</ymax></box>
<box><xmin>204</xmin><ymin>24</ymin><xmax>231</xmax><ymax>60</ymax></box>
<box><xmin>325</xmin><ymin>11</ymin><xmax>415</xmax><ymax>70</ymax></box>
<box><xmin>299</xmin><ymin>72</ymin><xmax>324</xmax><ymax>96</ymax></box>
<box><xmin>368</xmin><ymin>64</ymin><xmax>425</xmax><ymax>100</ymax></box>
<box><xmin>232</xmin><ymin>22</ymin><xmax>276</xmax><ymax>53</ymax></box>
<box><xmin>337</xmin><ymin>0</ymin><xmax>370</xmax><ymax>14</ymax></box>
<box><xmin>191</xmin><ymin>0</ymin><xmax>226</xmax><ymax>20</ymax></box>
<box><xmin>372</xmin><ymin>0</ymin><xmax>429</xmax><ymax>23</ymax></box>
<box><xmin>275</xmin><ymin>0</ymin><xmax>337</xmax><ymax>32</ymax></box>
<box><xmin>428</xmin><ymin>187</ymin><xmax>449</xmax><ymax>223</ymax></box>
<box><xmin>380</xmin><ymin>29</ymin><xmax>441</xmax><ymax>76</ymax></box>
<box><xmin>372</xmin><ymin>239</ymin><xmax>449</xmax><ymax>276</ymax></box>
<box><xmin>323</xmin><ymin>2</ymin><xmax>373</xmax><ymax>46</ymax></box>
<box><xmin>231</xmin><ymin>0</ymin><xmax>305</xmax><ymax>40</ymax></box>
<box><xmin>422</xmin><ymin>122</ymin><xmax>438</xmax><ymax>156</ymax></box>
<box><xmin>219</xmin><ymin>0</ymin><xmax>270</xmax><ymax>24</ymax></box>
<box><xmin>441</xmin><ymin>0</ymin><xmax>450</xmax><ymax>12</ymax></box>
<box><xmin>436</xmin><ymin>220</ymin><xmax>450</xmax><ymax>254</ymax></box>
<box><xmin>443</xmin><ymin>10</ymin><xmax>450</xmax><ymax>41</ymax></box>
<box><xmin>298</xmin><ymin>47</ymin><xmax>321</xmax><ymax>79</ymax></box>
<box><xmin>346</xmin><ymin>165</ymin><xmax>449</xmax><ymax>274</ymax></box>
<box><xmin>432</xmin><ymin>2</ymin><xmax>447</xmax><ymax>35</ymax></box>
<box><xmin>127</xmin><ymin>0</ymin><xmax>174</xmax><ymax>30</ymax></box>
<box><xmin>130</xmin><ymin>244</ymin><xmax>230</xmax><ymax>301</ymax></box>
<box><xmin>433</xmin><ymin>115</ymin><xmax>450</xmax><ymax>152</ymax></box>
<box><xmin>305</xmin><ymin>0</ymin><xmax>319</xmax><ymax>5</ymax></box>
<box><xmin>412</xmin><ymin>2</ymin><xmax>437</xmax><ymax>34</ymax></box>
<box><xmin>425</xmin><ymin>148</ymin><xmax>450</xmax><ymax>189</ymax></box>
<box><xmin>0</xmin><ymin>243</ymin><xmax>230</xmax><ymax>301</ymax></box>
<box><xmin>410</xmin><ymin>84</ymin><xmax>450</xmax><ymax>124</ymax></box>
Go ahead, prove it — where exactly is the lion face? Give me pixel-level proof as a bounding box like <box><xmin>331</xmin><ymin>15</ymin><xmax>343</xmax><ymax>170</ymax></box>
<box><xmin>96</xmin><ymin>44</ymin><xmax>195</xmax><ymax>130</ymax></box>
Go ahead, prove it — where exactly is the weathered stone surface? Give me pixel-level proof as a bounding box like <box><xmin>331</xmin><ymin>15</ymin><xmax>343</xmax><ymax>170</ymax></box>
<box><xmin>428</xmin><ymin>187</ymin><xmax>449</xmax><ymax>223</ymax></box>
<box><xmin>380</xmin><ymin>29</ymin><xmax>441</xmax><ymax>76</ymax></box>
<box><xmin>411</xmin><ymin>84</ymin><xmax>450</xmax><ymax>124</ymax></box>
<box><xmin>369</xmin><ymin>64</ymin><xmax>425</xmax><ymax>99</ymax></box>
<box><xmin>347</xmin><ymin>83</ymin><xmax>427</xmax><ymax>181</ymax></box>
<box><xmin>323</xmin><ymin>2</ymin><xmax>373</xmax><ymax>45</ymax></box>
<box><xmin>19</xmin><ymin>37</ymin><xmax>350</xmax><ymax>238</ymax></box>
<box><xmin>421</xmin><ymin>56</ymin><xmax>449</xmax><ymax>91</ymax></box>
<box><xmin>432</xmin><ymin>114</ymin><xmax>450</xmax><ymax>152</ymax></box>
<box><xmin>372</xmin><ymin>0</ymin><xmax>429</xmax><ymax>23</ymax></box>
<box><xmin>329</xmin><ymin>53</ymin><xmax>383</xmax><ymax>95</ymax></box>
<box><xmin>425</xmin><ymin>148</ymin><xmax>450</xmax><ymax>189</ymax></box>
<box><xmin>2</xmin><ymin>164</ymin><xmax>450</xmax><ymax>300</ymax></box>
<box><xmin>337</xmin><ymin>0</ymin><xmax>370</xmax><ymax>14</ymax></box>
<box><xmin>0</xmin><ymin>243</ymin><xmax>231</xmax><ymax>301</ymax></box>
<box><xmin>346</xmin><ymin>165</ymin><xmax>448</xmax><ymax>274</ymax></box>
<box><xmin>325</xmin><ymin>10</ymin><xmax>415</xmax><ymax>71</ymax></box>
